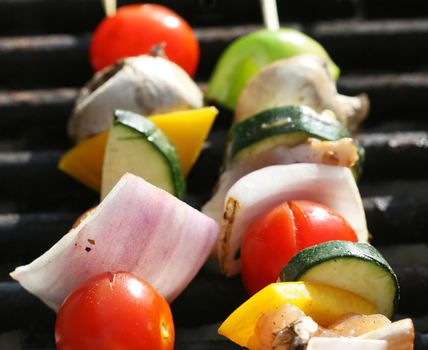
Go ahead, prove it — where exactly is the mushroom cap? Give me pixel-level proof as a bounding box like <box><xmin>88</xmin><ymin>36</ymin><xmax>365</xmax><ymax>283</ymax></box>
<box><xmin>234</xmin><ymin>54</ymin><xmax>369</xmax><ymax>131</ymax></box>
<box><xmin>68</xmin><ymin>55</ymin><xmax>203</xmax><ymax>143</ymax></box>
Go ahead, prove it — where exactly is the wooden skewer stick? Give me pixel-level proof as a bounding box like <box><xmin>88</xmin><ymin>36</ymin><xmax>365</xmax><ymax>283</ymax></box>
<box><xmin>102</xmin><ymin>0</ymin><xmax>117</xmax><ymax>17</ymax></box>
<box><xmin>260</xmin><ymin>0</ymin><xmax>280</xmax><ymax>31</ymax></box>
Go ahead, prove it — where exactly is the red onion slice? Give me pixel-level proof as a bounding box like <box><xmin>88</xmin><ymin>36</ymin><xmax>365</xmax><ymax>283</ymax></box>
<box><xmin>10</xmin><ymin>173</ymin><xmax>219</xmax><ymax>311</ymax></box>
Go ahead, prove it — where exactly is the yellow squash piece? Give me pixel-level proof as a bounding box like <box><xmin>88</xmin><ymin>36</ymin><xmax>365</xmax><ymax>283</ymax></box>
<box><xmin>58</xmin><ymin>107</ymin><xmax>218</xmax><ymax>191</ymax></box>
<box><xmin>149</xmin><ymin>106</ymin><xmax>218</xmax><ymax>176</ymax></box>
<box><xmin>218</xmin><ymin>281</ymin><xmax>377</xmax><ymax>349</ymax></box>
<box><xmin>58</xmin><ymin>131</ymin><xmax>108</xmax><ymax>191</ymax></box>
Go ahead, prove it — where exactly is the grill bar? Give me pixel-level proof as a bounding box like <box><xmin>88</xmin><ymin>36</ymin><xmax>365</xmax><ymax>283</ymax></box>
<box><xmin>0</xmin><ymin>0</ymin><xmax>358</xmax><ymax>36</ymax></box>
<box><xmin>1</xmin><ymin>125</ymin><xmax>428</xmax><ymax>212</ymax></box>
<box><xmin>0</xmin><ymin>129</ymin><xmax>427</xmax><ymax>188</ymax></box>
<box><xmin>1</xmin><ymin>261</ymin><xmax>427</xmax><ymax>330</ymax></box>
<box><xmin>0</xmin><ymin>88</ymin><xmax>76</xmax><ymax>129</ymax></box>
<box><xmin>3</xmin><ymin>74</ymin><xmax>428</xmax><ymax>136</ymax></box>
<box><xmin>2</xmin><ymin>19</ymin><xmax>428</xmax><ymax>87</ymax></box>
<box><xmin>2</xmin><ymin>0</ymin><xmax>428</xmax><ymax>36</ymax></box>
<box><xmin>3</xmin><ymin>72</ymin><xmax>428</xmax><ymax>129</ymax></box>
<box><xmin>1</xmin><ymin>0</ymin><xmax>428</xmax><ymax>348</ymax></box>
<box><xmin>0</xmin><ymin>212</ymin><xmax>80</xmax><ymax>264</ymax></box>
<box><xmin>0</xmin><ymin>151</ymin><xmax>97</xmax><ymax>212</ymax></box>
<box><xmin>0</xmin><ymin>35</ymin><xmax>91</xmax><ymax>88</ymax></box>
<box><xmin>0</xmin><ymin>195</ymin><xmax>427</xmax><ymax>265</ymax></box>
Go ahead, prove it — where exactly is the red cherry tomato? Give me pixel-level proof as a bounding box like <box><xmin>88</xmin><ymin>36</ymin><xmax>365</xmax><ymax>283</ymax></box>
<box><xmin>241</xmin><ymin>200</ymin><xmax>358</xmax><ymax>295</ymax></box>
<box><xmin>90</xmin><ymin>4</ymin><xmax>199</xmax><ymax>76</ymax></box>
<box><xmin>55</xmin><ymin>271</ymin><xmax>174</xmax><ymax>350</ymax></box>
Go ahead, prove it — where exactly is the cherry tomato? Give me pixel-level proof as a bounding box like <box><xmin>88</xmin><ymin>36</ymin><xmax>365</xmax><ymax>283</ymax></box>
<box><xmin>241</xmin><ymin>200</ymin><xmax>358</xmax><ymax>295</ymax></box>
<box><xmin>55</xmin><ymin>271</ymin><xmax>174</xmax><ymax>350</ymax></box>
<box><xmin>90</xmin><ymin>4</ymin><xmax>199</xmax><ymax>76</ymax></box>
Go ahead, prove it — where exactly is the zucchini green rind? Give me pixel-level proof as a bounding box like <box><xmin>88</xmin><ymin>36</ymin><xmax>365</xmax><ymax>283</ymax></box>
<box><xmin>101</xmin><ymin>109</ymin><xmax>185</xmax><ymax>199</ymax></box>
<box><xmin>280</xmin><ymin>240</ymin><xmax>399</xmax><ymax>318</ymax></box>
<box><xmin>352</xmin><ymin>141</ymin><xmax>365</xmax><ymax>178</ymax></box>
<box><xmin>229</xmin><ymin>105</ymin><xmax>363</xmax><ymax>177</ymax></box>
<box><xmin>206</xmin><ymin>29</ymin><xmax>340</xmax><ymax>110</ymax></box>
<box><xmin>230</xmin><ymin>105</ymin><xmax>348</xmax><ymax>159</ymax></box>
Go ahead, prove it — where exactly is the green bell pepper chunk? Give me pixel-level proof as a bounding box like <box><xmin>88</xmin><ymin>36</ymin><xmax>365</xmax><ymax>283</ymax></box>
<box><xmin>206</xmin><ymin>28</ymin><xmax>340</xmax><ymax>110</ymax></box>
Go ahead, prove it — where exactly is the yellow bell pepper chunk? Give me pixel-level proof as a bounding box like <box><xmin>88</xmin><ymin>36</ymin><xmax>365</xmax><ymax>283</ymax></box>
<box><xmin>148</xmin><ymin>106</ymin><xmax>218</xmax><ymax>176</ymax></box>
<box><xmin>58</xmin><ymin>107</ymin><xmax>218</xmax><ymax>191</ymax></box>
<box><xmin>58</xmin><ymin>131</ymin><xmax>108</xmax><ymax>191</ymax></box>
<box><xmin>218</xmin><ymin>281</ymin><xmax>377</xmax><ymax>349</ymax></box>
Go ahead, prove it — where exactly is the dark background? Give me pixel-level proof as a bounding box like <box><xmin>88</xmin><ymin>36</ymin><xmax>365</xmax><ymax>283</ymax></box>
<box><xmin>1</xmin><ymin>0</ymin><xmax>428</xmax><ymax>348</ymax></box>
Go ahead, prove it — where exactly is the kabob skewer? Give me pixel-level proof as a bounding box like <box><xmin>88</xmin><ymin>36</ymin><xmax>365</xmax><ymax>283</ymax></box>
<box><xmin>202</xmin><ymin>1</ymin><xmax>414</xmax><ymax>348</ymax></box>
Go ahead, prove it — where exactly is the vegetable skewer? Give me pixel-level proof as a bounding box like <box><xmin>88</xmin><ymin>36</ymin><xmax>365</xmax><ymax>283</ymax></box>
<box><xmin>204</xmin><ymin>11</ymin><xmax>413</xmax><ymax>347</ymax></box>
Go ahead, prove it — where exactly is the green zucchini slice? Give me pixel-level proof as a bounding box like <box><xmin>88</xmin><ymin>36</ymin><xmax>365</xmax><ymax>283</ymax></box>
<box><xmin>230</xmin><ymin>105</ymin><xmax>351</xmax><ymax>160</ymax></box>
<box><xmin>101</xmin><ymin>109</ymin><xmax>185</xmax><ymax>199</ymax></box>
<box><xmin>280</xmin><ymin>240</ymin><xmax>399</xmax><ymax>318</ymax></box>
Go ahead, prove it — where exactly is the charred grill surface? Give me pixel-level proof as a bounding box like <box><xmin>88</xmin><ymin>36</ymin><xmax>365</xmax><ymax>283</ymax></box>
<box><xmin>1</xmin><ymin>0</ymin><xmax>428</xmax><ymax>349</ymax></box>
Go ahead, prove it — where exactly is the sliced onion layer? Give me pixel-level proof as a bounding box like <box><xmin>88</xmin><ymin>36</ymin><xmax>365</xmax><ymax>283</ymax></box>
<box><xmin>219</xmin><ymin>164</ymin><xmax>368</xmax><ymax>276</ymax></box>
<box><xmin>202</xmin><ymin>138</ymin><xmax>359</xmax><ymax>225</ymax></box>
<box><xmin>10</xmin><ymin>173</ymin><xmax>219</xmax><ymax>311</ymax></box>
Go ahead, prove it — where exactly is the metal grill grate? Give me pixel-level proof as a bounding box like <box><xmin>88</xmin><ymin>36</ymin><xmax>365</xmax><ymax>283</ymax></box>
<box><xmin>1</xmin><ymin>0</ymin><xmax>428</xmax><ymax>348</ymax></box>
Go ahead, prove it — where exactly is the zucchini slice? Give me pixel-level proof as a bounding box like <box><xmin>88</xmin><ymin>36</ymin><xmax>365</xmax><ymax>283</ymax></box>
<box><xmin>229</xmin><ymin>105</ymin><xmax>351</xmax><ymax>161</ymax></box>
<box><xmin>280</xmin><ymin>240</ymin><xmax>399</xmax><ymax>318</ymax></box>
<box><xmin>101</xmin><ymin>110</ymin><xmax>185</xmax><ymax>199</ymax></box>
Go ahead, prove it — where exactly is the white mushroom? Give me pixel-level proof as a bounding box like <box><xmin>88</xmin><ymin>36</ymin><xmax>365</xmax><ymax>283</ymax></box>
<box><xmin>68</xmin><ymin>55</ymin><xmax>203</xmax><ymax>143</ymax></box>
<box><xmin>234</xmin><ymin>55</ymin><xmax>369</xmax><ymax>132</ymax></box>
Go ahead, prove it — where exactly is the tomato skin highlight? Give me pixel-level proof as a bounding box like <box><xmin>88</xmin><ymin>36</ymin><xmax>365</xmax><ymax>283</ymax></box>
<box><xmin>241</xmin><ymin>200</ymin><xmax>358</xmax><ymax>295</ymax></box>
<box><xmin>55</xmin><ymin>271</ymin><xmax>174</xmax><ymax>350</ymax></box>
<box><xmin>290</xmin><ymin>200</ymin><xmax>358</xmax><ymax>249</ymax></box>
<box><xmin>90</xmin><ymin>4</ymin><xmax>199</xmax><ymax>76</ymax></box>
